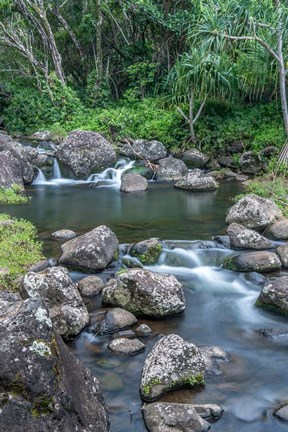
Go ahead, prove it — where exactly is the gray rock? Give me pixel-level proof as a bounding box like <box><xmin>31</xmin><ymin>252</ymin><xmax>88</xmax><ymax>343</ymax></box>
<box><xmin>226</xmin><ymin>194</ymin><xmax>283</xmax><ymax>230</ymax></box>
<box><xmin>129</xmin><ymin>238</ymin><xmax>162</xmax><ymax>264</ymax></box>
<box><xmin>140</xmin><ymin>334</ymin><xmax>205</xmax><ymax>401</ymax></box>
<box><xmin>91</xmin><ymin>308</ymin><xmax>137</xmax><ymax>334</ymax></box>
<box><xmin>274</xmin><ymin>405</ymin><xmax>288</xmax><ymax>422</ymax></box>
<box><xmin>264</xmin><ymin>219</ymin><xmax>288</xmax><ymax>240</ymax></box>
<box><xmin>132</xmin><ymin>139</ymin><xmax>167</xmax><ymax>162</ymax></box>
<box><xmin>228</xmin><ymin>140</ymin><xmax>244</xmax><ymax>153</ymax></box>
<box><xmin>51</xmin><ymin>229</ymin><xmax>77</xmax><ymax>240</ymax></box>
<box><xmin>0</xmin><ymin>296</ymin><xmax>109</xmax><ymax>432</ymax></box>
<box><xmin>227</xmin><ymin>223</ymin><xmax>274</xmax><ymax>250</ymax></box>
<box><xmin>217</xmin><ymin>156</ymin><xmax>235</xmax><ymax>169</ymax></box>
<box><xmin>102</xmin><ymin>269</ymin><xmax>185</xmax><ymax>318</ymax></box>
<box><xmin>59</xmin><ymin>225</ymin><xmax>119</xmax><ymax>272</ymax></box>
<box><xmin>78</xmin><ymin>275</ymin><xmax>104</xmax><ymax>296</ymax></box>
<box><xmin>199</xmin><ymin>346</ymin><xmax>229</xmax><ymax>375</ymax></box>
<box><xmin>28</xmin><ymin>260</ymin><xmax>51</xmax><ymax>273</ymax></box>
<box><xmin>21</xmin><ymin>266</ymin><xmax>89</xmax><ymax>339</ymax></box>
<box><xmin>225</xmin><ymin>251</ymin><xmax>282</xmax><ymax>273</ymax></box>
<box><xmin>236</xmin><ymin>174</ymin><xmax>249</xmax><ymax>182</ymax></box>
<box><xmin>193</xmin><ymin>404</ymin><xmax>224</xmax><ymax>419</ymax></box>
<box><xmin>120</xmin><ymin>173</ymin><xmax>148</xmax><ymax>192</ymax></box>
<box><xmin>57</xmin><ymin>130</ymin><xmax>117</xmax><ymax>178</ymax></box>
<box><xmin>244</xmin><ymin>272</ymin><xmax>266</xmax><ymax>286</ymax></box>
<box><xmin>256</xmin><ymin>277</ymin><xmax>288</xmax><ymax>315</ymax></box>
<box><xmin>0</xmin><ymin>150</ymin><xmax>24</xmax><ymax>190</ymax></box>
<box><xmin>175</xmin><ymin>171</ymin><xmax>218</xmax><ymax>192</ymax></box>
<box><xmin>181</xmin><ymin>149</ymin><xmax>209</xmax><ymax>168</ymax></box>
<box><xmin>117</xmin><ymin>142</ymin><xmax>135</xmax><ymax>158</ymax></box>
<box><xmin>260</xmin><ymin>146</ymin><xmax>278</xmax><ymax>158</ymax></box>
<box><xmin>142</xmin><ymin>402</ymin><xmax>211</xmax><ymax>432</ymax></box>
<box><xmin>205</xmin><ymin>159</ymin><xmax>221</xmax><ymax>171</ymax></box>
<box><xmin>240</xmin><ymin>151</ymin><xmax>265</xmax><ymax>174</ymax></box>
<box><xmin>256</xmin><ymin>328</ymin><xmax>288</xmax><ymax>339</ymax></box>
<box><xmin>29</xmin><ymin>131</ymin><xmax>52</xmax><ymax>141</ymax></box>
<box><xmin>276</xmin><ymin>243</ymin><xmax>288</xmax><ymax>267</ymax></box>
<box><xmin>136</xmin><ymin>323</ymin><xmax>152</xmax><ymax>336</ymax></box>
<box><xmin>155</xmin><ymin>156</ymin><xmax>188</xmax><ymax>181</ymax></box>
<box><xmin>108</xmin><ymin>338</ymin><xmax>145</xmax><ymax>355</ymax></box>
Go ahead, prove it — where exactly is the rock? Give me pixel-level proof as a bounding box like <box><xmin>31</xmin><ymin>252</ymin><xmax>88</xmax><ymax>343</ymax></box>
<box><xmin>193</xmin><ymin>404</ymin><xmax>224</xmax><ymax>419</ymax></box>
<box><xmin>140</xmin><ymin>334</ymin><xmax>205</xmax><ymax>401</ymax></box>
<box><xmin>142</xmin><ymin>403</ymin><xmax>211</xmax><ymax>432</ymax></box>
<box><xmin>118</xmin><ymin>142</ymin><xmax>135</xmax><ymax>158</ymax></box>
<box><xmin>0</xmin><ymin>296</ymin><xmax>109</xmax><ymax>432</ymax></box>
<box><xmin>181</xmin><ymin>148</ymin><xmax>209</xmax><ymax>168</ymax></box>
<box><xmin>28</xmin><ymin>260</ymin><xmax>51</xmax><ymax>273</ymax></box>
<box><xmin>276</xmin><ymin>243</ymin><xmax>288</xmax><ymax>267</ymax></box>
<box><xmin>132</xmin><ymin>139</ymin><xmax>167</xmax><ymax>162</ymax></box>
<box><xmin>78</xmin><ymin>275</ymin><xmax>104</xmax><ymax>296</ymax></box>
<box><xmin>129</xmin><ymin>238</ymin><xmax>162</xmax><ymax>264</ymax></box>
<box><xmin>59</xmin><ymin>225</ymin><xmax>119</xmax><ymax>272</ymax></box>
<box><xmin>136</xmin><ymin>323</ymin><xmax>152</xmax><ymax>336</ymax></box>
<box><xmin>120</xmin><ymin>173</ymin><xmax>148</xmax><ymax>192</ymax></box>
<box><xmin>223</xmin><ymin>169</ymin><xmax>237</xmax><ymax>178</ymax></box>
<box><xmin>240</xmin><ymin>151</ymin><xmax>265</xmax><ymax>174</ymax></box>
<box><xmin>263</xmin><ymin>219</ymin><xmax>288</xmax><ymax>240</ymax></box>
<box><xmin>90</xmin><ymin>308</ymin><xmax>137</xmax><ymax>334</ymax></box>
<box><xmin>199</xmin><ymin>346</ymin><xmax>229</xmax><ymax>375</ymax></box>
<box><xmin>256</xmin><ymin>328</ymin><xmax>288</xmax><ymax>339</ymax></box>
<box><xmin>29</xmin><ymin>131</ymin><xmax>52</xmax><ymax>141</ymax></box>
<box><xmin>0</xmin><ymin>150</ymin><xmax>24</xmax><ymax>190</ymax></box>
<box><xmin>102</xmin><ymin>269</ymin><xmax>185</xmax><ymax>318</ymax></box>
<box><xmin>226</xmin><ymin>194</ymin><xmax>283</xmax><ymax>230</ymax></box>
<box><xmin>155</xmin><ymin>156</ymin><xmax>188</xmax><ymax>181</ymax></box>
<box><xmin>51</xmin><ymin>229</ymin><xmax>77</xmax><ymax>240</ymax></box>
<box><xmin>205</xmin><ymin>159</ymin><xmax>221</xmax><ymax>171</ymax></box>
<box><xmin>227</xmin><ymin>223</ymin><xmax>274</xmax><ymax>250</ymax></box>
<box><xmin>108</xmin><ymin>338</ymin><xmax>145</xmax><ymax>355</ymax></box>
<box><xmin>260</xmin><ymin>146</ymin><xmax>278</xmax><ymax>158</ymax></box>
<box><xmin>224</xmin><ymin>251</ymin><xmax>282</xmax><ymax>273</ymax></box>
<box><xmin>57</xmin><ymin>130</ymin><xmax>117</xmax><ymax>178</ymax></box>
<box><xmin>228</xmin><ymin>140</ymin><xmax>244</xmax><ymax>153</ymax></box>
<box><xmin>236</xmin><ymin>174</ymin><xmax>249</xmax><ymax>182</ymax></box>
<box><xmin>175</xmin><ymin>171</ymin><xmax>218</xmax><ymax>192</ymax></box>
<box><xmin>217</xmin><ymin>156</ymin><xmax>235</xmax><ymax>169</ymax></box>
<box><xmin>274</xmin><ymin>405</ymin><xmax>288</xmax><ymax>422</ymax></box>
<box><xmin>126</xmin><ymin>163</ymin><xmax>154</xmax><ymax>180</ymax></box>
<box><xmin>244</xmin><ymin>272</ymin><xmax>266</xmax><ymax>286</ymax></box>
<box><xmin>256</xmin><ymin>277</ymin><xmax>288</xmax><ymax>315</ymax></box>
<box><xmin>21</xmin><ymin>266</ymin><xmax>89</xmax><ymax>339</ymax></box>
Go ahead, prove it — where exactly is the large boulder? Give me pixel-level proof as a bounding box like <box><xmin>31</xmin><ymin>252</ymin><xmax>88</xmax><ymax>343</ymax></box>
<box><xmin>140</xmin><ymin>334</ymin><xmax>205</xmax><ymax>401</ymax></box>
<box><xmin>21</xmin><ymin>266</ymin><xmax>89</xmax><ymax>339</ymax></box>
<box><xmin>175</xmin><ymin>171</ymin><xmax>218</xmax><ymax>192</ymax></box>
<box><xmin>102</xmin><ymin>269</ymin><xmax>185</xmax><ymax>318</ymax></box>
<box><xmin>129</xmin><ymin>238</ymin><xmax>162</xmax><ymax>265</ymax></box>
<box><xmin>59</xmin><ymin>225</ymin><xmax>119</xmax><ymax>272</ymax></box>
<box><xmin>132</xmin><ymin>139</ymin><xmax>167</xmax><ymax>162</ymax></box>
<box><xmin>155</xmin><ymin>156</ymin><xmax>188</xmax><ymax>181</ymax></box>
<box><xmin>0</xmin><ymin>294</ymin><xmax>109</xmax><ymax>432</ymax></box>
<box><xmin>256</xmin><ymin>277</ymin><xmax>288</xmax><ymax>315</ymax></box>
<box><xmin>227</xmin><ymin>223</ymin><xmax>274</xmax><ymax>250</ymax></box>
<box><xmin>240</xmin><ymin>151</ymin><xmax>265</xmax><ymax>174</ymax></box>
<box><xmin>29</xmin><ymin>131</ymin><xmax>52</xmax><ymax>141</ymax></box>
<box><xmin>57</xmin><ymin>130</ymin><xmax>117</xmax><ymax>178</ymax></box>
<box><xmin>181</xmin><ymin>148</ymin><xmax>209</xmax><ymax>168</ymax></box>
<box><xmin>263</xmin><ymin>219</ymin><xmax>288</xmax><ymax>240</ymax></box>
<box><xmin>120</xmin><ymin>173</ymin><xmax>148</xmax><ymax>192</ymax></box>
<box><xmin>217</xmin><ymin>156</ymin><xmax>235</xmax><ymax>169</ymax></box>
<box><xmin>276</xmin><ymin>243</ymin><xmax>288</xmax><ymax>267</ymax></box>
<box><xmin>224</xmin><ymin>251</ymin><xmax>282</xmax><ymax>273</ymax></box>
<box><xmin>0</xmin><ymin>150</ymin><xmax>24</xmax><ymax>190</ymax></box>
<box><xmin>226</xmin><ymin>194</ymin><xmax>283</xmax><ymax>230</ymax></box>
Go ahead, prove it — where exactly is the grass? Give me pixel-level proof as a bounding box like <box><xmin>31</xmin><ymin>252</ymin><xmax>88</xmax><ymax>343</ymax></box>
<box><xmin>0</xmin><ymin>185</ymin><xmax>29</xmax><ymax>205</ymax></box>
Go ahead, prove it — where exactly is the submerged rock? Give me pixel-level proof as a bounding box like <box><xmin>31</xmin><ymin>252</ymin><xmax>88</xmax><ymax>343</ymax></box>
<box><xmin>59</xmin><ymin>225</ymin><xmax>119</xmax><ymax>272</ymax></box>
<box><xmin>102</xmin><ymin>269</ymin><xmax>185</xmax><ymax>318</ymax></box>
<box><xmin>193</xmin><ymin>404</ymin><xmax>224</xmax><ymax>419</ymax></box>
<box><xmin>175</xmin><ymin>171</ymin><xmax>218</xmax><ymax>192</ymax></box>
<box><xmin>140</xmin><ymin>334</ymin><xmax>205</xmax><ymax>401</ymax></box>
<box><xmin>136</xmin><ymin>323</ymin><xmax>152</xmax><ymax>336</ymax></box>
<box><xmin>91</xmin><ymin>308</ymin><xmax>137</xmax><ymax>335</ymax></box>
<box><xmin>181</xmin><ymin>148</ymin><xmax>209</xmax><ymax>168</ymax></box>
<box><xmin>51</xmin><ymin>229</ymin><xmax>76</xmax><ymax>240</ymax></box>
<box><xmin>256</xmin><ymin>328</ymin><xmax>288</xmax><ymax>339</ymax></box>
<box><xmin>199</xmin><ymin>346</ymin><xmax>229</xmax><ymax>375</ymax></box>
<box><xmin>132</xmin><ymin>139</ymin><xmax>167</xmax><ymax>162</ymax></box>
<box><xmin>224</xmin><ymin>251</ymin><xmax>282</xmax><ymax>273</ymax></box>
<box><xmin>227</xmin><ymin>223</ymin><xmax>274</xmax><ymax>250</ymax></box>
<box><xmin>155</xmin><ymin>156</ymin><xmax>188</xmax><ymax>181</ymax></box>
<box><xmin>129</xmin><ymin>238</ymin><xmax>162</xmax><ymax>265</ymax></box>
<box><xmin>274</xmin><ymin>405</ymin><xmax>288</xmax><ymax>422</ymax></box>
<box><xmin>263</xmin><ymin>219</ymin><xmax>288</xmax><ymax>240</ymax></box>
<box><xmin>108</xmin><ymin>338</ymin><xmax>145</xmax><ymax>355</ymax></box>
<box><xmin>256</xmin><ymin>277</ymin><xmax>288</xmax><ymax>316</ymax></box>
<box><xmin>120</xmin><ymin>173</ymin><xmax>148</xmax><ymax>192</ymax></box>
<box><xmin>78</xmin><ymin>275</ymin><xmax>104</xmax><ymax>296</ymax></box>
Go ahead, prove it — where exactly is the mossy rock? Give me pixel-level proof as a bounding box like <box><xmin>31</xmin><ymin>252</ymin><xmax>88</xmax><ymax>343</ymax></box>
<box><xmin>130</xmin><ymin>239</ymin><xmax>162</xmax><ymax>265</ymax></box>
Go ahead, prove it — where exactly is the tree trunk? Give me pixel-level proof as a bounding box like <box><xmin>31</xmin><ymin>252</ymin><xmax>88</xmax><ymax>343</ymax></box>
<box><xmin>276</xmin><ymin>0</ymin><xmax>288</xmax><ymax>136</ymax></box>
<box><xmin>95</xmin><ymin>0</ymin><xmax>103</xmax><ymax>86</ymax></box>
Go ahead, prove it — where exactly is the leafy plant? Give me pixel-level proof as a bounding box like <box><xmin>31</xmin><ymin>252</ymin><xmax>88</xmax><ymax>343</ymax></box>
<box><xmin>0</xmin><ymin>184</ymin><xmax>29</xmax><ymax>205</ymax></box>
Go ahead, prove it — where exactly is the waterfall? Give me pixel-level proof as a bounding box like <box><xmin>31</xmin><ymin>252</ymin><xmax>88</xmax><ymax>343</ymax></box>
<box><xmin>87</xmin><ymin>159</ymin><xmax>135</xmax><ymax>187</ymax></box>
<box><xmin>53</xmin><ymin>158</ymin><xmax>62</xmax><ymax>179</ymax></box>
<box><xmin>33</xmin><ymin>168</ymin><xmax>47</xmax><ymax>184</ymax></box>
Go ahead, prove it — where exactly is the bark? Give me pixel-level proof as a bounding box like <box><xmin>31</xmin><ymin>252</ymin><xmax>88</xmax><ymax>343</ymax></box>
<box><xmin>95</xmin><ymin>0</ymin><xmax>103</xmax><ymax>86</ymax></box>
<box><xmin>276</xmin><ymin>0</ymin><xmax>288</xmax><ymax>136</ymax></box>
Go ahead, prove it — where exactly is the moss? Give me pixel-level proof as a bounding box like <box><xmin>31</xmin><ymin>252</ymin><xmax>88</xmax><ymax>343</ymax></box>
<box><xmin>115</xmin><ymin>267</ymin><xmax>128</xmax><ymax>276</ymax></box>
<box><xmin>32</xmin><ymin>396</ymin><xmax>54</xmax><ymax>417</ymax></box>
<box><xmin>0</xmin><ymin>184</ymin><xmax>29</xmax><ymax>205</ymax></box>
<box><xmin>222</xmin><ymin>257</ymin><xmax>238</xmax><ymax>271</ymax></box>
<box><xmin>176</xmin><ymin>373</ymin><xmax>205</xmax><ymax>388</ymax></box>
<box><xmin>8</xmin><ymin>373</ymin><xmax>27</xmax><ymax>399</ymax></box>
<box><xmin>255</xmin><ymin>299</ymin><xmax>288</xmax><ymax>316</ymax></box>
<box><xmin>141</xmin><ymin>378</ymin><xmax>162</xmax><ymax>397</ymax></box>
<box><xmin>132</xmin><ymin>243</ymin><xmax>162</xmax><ymax>265</ymax></box>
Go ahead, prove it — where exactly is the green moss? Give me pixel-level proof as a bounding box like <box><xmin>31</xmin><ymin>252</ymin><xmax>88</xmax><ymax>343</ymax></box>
<box><xmin>115</xmin><ymin>267</ymin><xmax>128</xmax><ymax>276</ymax></box>
<box><xmin>132</xmin><ymin>243</ymin><xmax>162</xmax><ymax>265</ymax></box>
<box><xmin>32</xmin><ymin>396</ymin><xmax>54</xmax><ymax>417</ymax></box>
<box><xmin>8</xmin><ymin>373</ymin><xmax>27</xmax><ymax>398</ymax></box>
<box><xmin>0</xmin><ymin>185</ymin><xmax>29</xmax><ymax>205</ymax></box>
<box><xmin>222</xmin><ymin>257</ymin><xmax>238</xmax><ymax>271</ymax></box>
<box><xmin>255</xmin><ymin>299</ymin><xmax>288</xmax><ymax>316</ymax></box>
<box><xmin>141</xmin><ymin>378</ymin><xmax>162</xmax><ymax>397</ymax></box>
<box><xmin>141</xmin><ymin>373</ymin><xmax>205</xmax><ymax>398</ymax></box>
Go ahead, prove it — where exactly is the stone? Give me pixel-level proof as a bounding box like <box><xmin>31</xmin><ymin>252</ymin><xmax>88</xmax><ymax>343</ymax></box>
<box><xmin>57</xmin><ymin>130</ymin><xmax>117</xmax><ymax>178</ymax></box>
<box><xmin>102</xmin><ymin>269</ymin><xmax>185</xmax><ymax>318</ymax></box>
<box><xmin>0</xmin><ymin>150</ymin><xmax>24</xmax><ymax>190</ymax></box>
<box><xmin>132</xmin><ymin>139</ymin><xmax>167</xmax><ymax>162</ymax></box>
<box><xmin>205</xmin><ymin>159</ymin><xmax>221</xmax><ymax>171</ymax></box>
<box><xmin>28</xmin><ymin>260</ymin><xmax>51</xmax><ymax>273</ymax></box>
<box><xmin>256</xmin><ymin>328</ymin><xmax>288</xmax><ymax>339</ymax></box>
<box><xmin>129</xmin><ymin>238</ymin><xmax>162</xmax><ymax>264</ymax></box>
<box><xmin>227</xmin><ymin>223</ymin><xmax>274</xmax><ymax>250</ymax></box>
<box><xmin>108</xmin><ymin>338</ymin><xmax>145</xmax><ymax>355</ymax></box>
<box><xmin>193</xmin><ymin>404</ymin><xmax>224</xmax><ymax>419</ymax></box>
<box><xmin>260</xmin><ymin>146</ymin><xmax>278</xmax><ymax>158</ymax></box>
<box><xmin>140</xmin><ymin>334</ymin><xmax>205</xmax><ymax>401</ymax></box>
<box><xmin>263</xmin><ymin>219</ymin><xmax>288</xmax><ymax>240</ymax></box>
<box><xmin>21</xmin><ymin>266</ymin><xmax>89</xmax><ymax>339</ymax></box>
<box><xmin>224</xmin><ymin>251</ymin><xmax>282</xmax><ymax>273</ymax></box>
<box><xmin>59</xmin><ymin>225</ymin><xmax>119</xmax><ymax>272</ymax></box>
<box><xmin>244</xmin><ymin>272</ymin><xmax>266</xmax><ymax>286</ymax></box>
<box><xmin>155</xmin><ymin>156</ymin><xmax>188</xmax><ymax>181</ymax></box>
<box><xmin>175</xmin><ymin>171</ymin><xmax>218</xmax><ymax>192</ymax></box>
<box><xmin>142</xmin><ymin>403</ymin><xmax>211</xmax><ymax>432</ymax></box>
<box><xmin>276</xmin><ymin>243</ymin><xmax>288</xmax><ymax>267</ymax></box>
<box><xmin>236</xmin><ymin>174</ymin><xmax>249</xmax><ymax>182</ymax></box>
<box><xmin>91</xmin><ymin>308</ymin><xmax>137</xmax><ymax>334</ymax></box>
<box><xmin>117</xmin><ymin>142</ymin><xmax>135</xmax><ymax>158</ymax></box>
<box><xmin>240</xmin><ymin>151</ymin><xmax>265</xmax><ymax>174</ymax></box>
<box><xmin>136</xmin><ymin>324</ymin><xmax>152</xmax><ymax>336</ymax></box>
<box><xmin>181</xmin><ymin>148</ymin><xmax>209</xmax><ymax>168</ymax></box>
<box><xmin>120</xmin><ymin>173</ymin><xmax>148</xmax><ymax>192</ymax></box>
<box><xmin>226</xmin><ymin>194</ymin><xmax>283</xmax><ymax>230</ymax></box>
<box><xmin>78</xmin><ymin>275</ymin><xmax>104</xmax><ymax>296</ymax></box>
<box><xmin>0</xmin><ymin>295</ymin><xmax>109</xmax><ymax>432</ymax></box>
<box><xmin>217</xmin><ymin>156</ymin><xmax>235</xmax><ymax>169</ymax></box>
<box><xmin>274</xmin><ymin>405</ymin><xmax>288</xmax><ymax>422</ymax></box>
<box><xmin>199</xmin><ymin>346</ymin><xmax>229</xmax><ymax>375</ymax></box>
<box><xmin>29</xmin><ymin>131</ymin><xmax>52</xmax><ymax>141</ymax></box>
<box><xmin>51</xmin><ymin>229</ymin><xmax>77</xmax><ymax>240</ymax></box>
<box><xmin>228</xmin><ymin>140</ymin><xmax>244</xmax><ymax>153</ymax></box>
<box><xmin>256</xmin><ymin>277</ymin><xmax>288</xmax><ymax>315</ymax></box>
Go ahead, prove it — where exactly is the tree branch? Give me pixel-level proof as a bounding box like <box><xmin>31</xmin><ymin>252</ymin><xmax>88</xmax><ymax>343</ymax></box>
<box><xmin>224</xmin><ymin>34</ymin><xmax>281</xmax><ymax>64</ymax></box>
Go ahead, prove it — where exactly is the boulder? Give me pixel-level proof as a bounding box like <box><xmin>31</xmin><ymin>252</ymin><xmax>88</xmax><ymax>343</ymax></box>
<box><xmin>129</xmin><ymin>238</ymin><xmax>162</xmax><ymax>264</ymax></box>
<box><xmin>276</xmin><ymin>243</ymin><xmax>288</xmax><ymax>267</ymax></box>
<box><xmin>120</xmin><ymin>173</ymin><xmax>148</xmax><ymax>192</ymax></box>
<box><xmin>51</xmin><ymin>229</ymin><xmax>77</xmax><ymax>240</ymax></box>
<box><xmin>205</xmin><ymin>159</ymin><xmax>221</xmax><ymax>171</ymax></box>
<box><xmin>224</xmin><ymin>251</ymin><xmax>282</xmax><ymax>273</ymax></box>
<box><xmin>155</xmin><ymin>156</ymin><xmax>188</xmax><ymax>181</ymax></box>
<box><xmin>256</xmin><ymin>328</ymin><xmax>288</xmax><ymax>339</ymax></box>
<box><xmin>226</xmin><ymin>194</ymin><xmax>283</xmax><ymax>230</ymax></box>
<box><xmin>263</xmin><ymin>219</ymin><xmax>288</xmax><ymax>240</ymax></box>
<box><xmin>240</xmin><ymin>151</ymin><xmax>265</xmax><ymax>174</ymax></box>
<box><xmin>181</xmin><ymin>149</ymin><xmax>209</xmax><ymax>168</ymax></box>
<box><xmin>140</xmin><ymin>334</ymin><xmax>205</xmax><ymax>401</ymax></box>
<box><xmin>132</xmin><ymin>139</ymin><xmax>167</xmax><ymax>162</ymax></box>
<box><xmin>78</xmin><ymin>275</ymin><xmax>104</xmax><ymax>296</ymax></box>
<box><xmin>193</xmin><ymin>404</ymin><xmax>224</xmax><ymax>419</ymax></box>
<box><xmin>29</xmin><ymin>131</ymin><xmax>52</xmax><ymax>141</ymax></box>
<box><xmin>136</xmin><ymin>324</ymin><xmax>152</xmax><ymax>336</ymax></box>
<box><xmin>102</xmin><ymin>269</ymin><xmax>185</xmax><ymax>318</ymax></box>
<box><xmin>57</xmin><ymin>130</ymin><xmax>117</xmax><ymax>178</ymax></box>
<box><xmin>256</xmin><ymin>277</ymin><xmax>288</xmax><ymax>315</ymax></box>
<box><xmin>228</xmin><ymin>140</ymin><xmax>244</xmax><ymax>153</ymax></box>
<box><xmin>227</xmin><ymin>223</ymin><xmax>274</xmax><ymax>250</ymax></box>
<box><xmin>108</xmin><ymin>338</ymin><xmax>145</xmax><ymax>355</ymax></box>
<box><xmin>274</xmin><ymin>405</ymin><xmax>288</xmax><ymax>422</ymax></box>
<box><xmin>21</xmin><ymin>266</ymin><xmax>89</xmax><ymax>339</ymax></box>
<box><xmin>0</xmin><ymin>150</ymin><xmax>24</xmax><ymax>190</ymax></box>
<box><xmin>217</xmin><ymin>156</ymin><xmax>235</xmax><ymax>169</ymax></box>
<box><xmin>175</xmin><ymin>171</ymin><xmax>218</xmax><ymax>192</ymax></box>
<box><xmin>260</xmin><ymin>146</ymin><xmax>278</xmax><ymax>158</ymax></box>
<box><xmin>0</xmin><ymin>295</ymin><xmax>109</xmax><ymax>432</ymax></box>
<box><xmin>117</xmin><ymin>142</ymin><xmax>135</xmax><ymax>158</ymax></box>
<box><xmin>90</xmin><ymin>308</ymin><xmax>137</xmax><ymax>334</ymax></box>
<box><xmin>142</xmin><ymin>403</ymin><xmax>211</xmax><ymax>432</ymax></box>
<box><xmin>59</xmin><ymin>225</ymin><xmax>119</xmax><ymax>272</ymax></box>
<box><xmin>199</xmin><ymin>346</ymin><xmax>229</xmax><ymax>375</ymax></box>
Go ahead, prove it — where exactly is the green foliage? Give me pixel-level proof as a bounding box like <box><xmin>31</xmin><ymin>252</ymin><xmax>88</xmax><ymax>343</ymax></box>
<box><xmin>0</xmin><ymin>185</ymin><xmax>28</xmax><ymax>205</ymax></box>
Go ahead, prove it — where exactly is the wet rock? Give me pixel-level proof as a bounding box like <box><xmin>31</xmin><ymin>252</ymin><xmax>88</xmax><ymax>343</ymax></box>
<box><xmin>217</xmin><ymin>156</ymin><xmax>235</xmax><ymax>169</ymax></box>
<box><xmin>227</xmin><ymin>223</ymin><xmax>274</xmax><ymax>250</ymax></box>
<box><xmin>108</xmin><ymin>338</ymin><xmax>145</xmax><ymax>355</ymax></box>
<box><xmin>263</xmin><ymin>219</ymin><xmax>288</xmax><ymax>240</ymax></box>
<box><xmin>155</xmin><ymin>156</ymin><xmax>188</xmax><ymax>181</ymax></box>
<box><xmin>224</xmin><ymin>251</ymin><xmax>282</xmax><ymax>273</ymax></box>
<box><xmin>21</xmin><ymin>266</ymin><xmax>89</xmax><ymax>339</ymax></box>
<box><xmin>126</xmin><ymin>163</ymin><xmax>154</xmax><ymax>180</ymax></box>
<box><xmin>240</xmin><ymin>151</ymin><xmax>265</xmax><ymax>174</ymax></box>
<box><xmin>256</xmin><ymin>328</ymin><xmax>288</xmax><ymax>339</ymax></box>
<box><xmin>274</xmin><ymin>405</ymin><xmax>288</xmax><ymax>422</ymax></box>
<box><xmin>129</xmin><ymin>238</ymin><xmax>162</xmax><ymax>265</ymax></box>
<box><xmin>236</xmin><ymin>174</ymin><xmax>249</xmax><ymax>182</ymax></box>
<box><xmin>199</xmin><ymin>346</ymin><xmax>229</xmax><ymax>375</ymax></box>
<box><xmin>0</xmin><ymin>150</ymin><xmax>24</xmax><ymax>190</ymax></box>
<box><xmin>102</xmin><ymin>269</ymin><xmax>185</xmax><ymax>318</ymax></box>
<box><xmin>28</xmin><ymin>260</ymin><xmax>51</xmax><ymax>273</ymax></box>
<box><xmin>214</xmin><ymin>235</ymin><xmax>231</xmax><ymax>248</ymax></box>
<box><xmin>223</xmin><ymin>169</ymin><xmax>237</xmax><ymax>178</ymax></box>
<box><xmin>276</xmin><ymin>243</ymin><xmax>288</xmax><ymax>267</ymax></box>
<box><xmin>0</xmin><ymin>296</ymin><xmax>109</xmax><ymax>432</ymax></box>
<box><xmin>29</xmin><ymin>131</ymin><xmax>52</xmax><ymax>141</ymax></box>
<box><xmin>132</xmin><ymin>139</ymin><xmax>167</xmax><ymax>162</ymax></box>
<box><xmin>140</xmin><ymin>334</ymin><xmax>205</xmax><ymax>401</ymax></box>
<box><xmin>91</xmin><ymin>308</ymin><xmax>137</xmax><ymax>335</ymax></box>
<box><xmin>136</xmin><ymin>324</ymin><xmax>152</xmax><ymax>336</ymax></box>
<box><xmin>175</xmin><ymin>171</ymin><xmax>218</xmax><ymax>192</ymax></box>
<box><xmin>117</xmin><ymin>142</ymin><xmax>135</xmax><ymax>158</ymax></box>
<box><xmin>142</xmin><ymin>402</ymin><xmax>211</xmax><ymax>432</ymax></box>
<box><xmin>244</xmin><ymin>272</ymin><xmax>266</xmax><ymax>286</ymax></box>
<box><xmin>120</xmin><ymin>173</ymin><xmax>148</xmax><ymax>192</ymax></box>
<box><xmin>226</xmin><ymin>194</ymin><xmax>283</xmax><ymax>230</ymax></box>
<box><xmin>181</xmin><ymin>148</ymin><xmax>209</xmax><ymax>168</ymax></box>
<box><xmin>205</xmin><ymin>159</ymin><xmax>221</xmax><ymax>171</ymax></box>
<box><xmin>59</xmin><ymin>225</ymin><xmax>119</xmax><ymax>272</ymax></box>
<box><xmin>78</xmin><ymin>275</ymin><xmax>104</xmax><ymax>296</ymax></box>
<box><xmin>57</xmin><ymin>130</ymin><xmax>117</xmax><ymax>178</ymax></box>
<box><xmin>51</xmin><ymin>229</ymin><xmax>76</xmax><ymax>240</ymax></box>
<box><xmin>256</xmin><ymin>277</ymin><xmax>288</xmax><ymax>315</ymax></box>
<box><xmin>228</xmin><ymin>140</ymin><xmax>244</xmax><ymax>153</ymax></box>
<box><xmin>193</xmin><ymin>404</ymin><xmax>224</xmax><ymax>419</ymax></box>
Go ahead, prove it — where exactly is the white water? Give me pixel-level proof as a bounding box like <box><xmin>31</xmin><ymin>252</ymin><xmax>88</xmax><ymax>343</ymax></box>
<box><xmin>33</xmin><ymin>168</ymin><xmax>47</xmax><ymax>184</ymax></box>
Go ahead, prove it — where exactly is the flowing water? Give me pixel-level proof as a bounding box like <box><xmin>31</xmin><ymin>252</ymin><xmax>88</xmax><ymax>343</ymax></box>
<box><xmin>1</xmin><ymin>164</ymin><xmax>288</xmax><ymax>432</ymax></box>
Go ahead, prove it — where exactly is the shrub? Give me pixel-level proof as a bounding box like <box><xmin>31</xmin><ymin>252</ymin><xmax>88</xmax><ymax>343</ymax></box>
<box><xmin>0</xmin><ymin>185</ymin><xmax>29</xmax><ymax>205</ymax></box>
